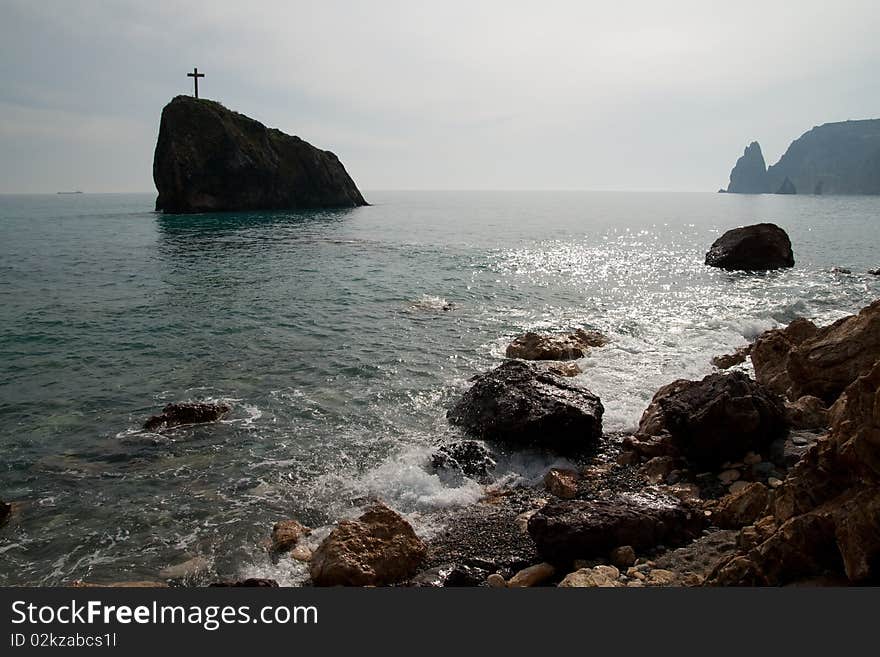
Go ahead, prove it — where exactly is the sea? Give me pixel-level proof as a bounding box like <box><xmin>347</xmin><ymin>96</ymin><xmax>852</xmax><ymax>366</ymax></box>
<box><xmin>1</xmin><ymin>190</ymin><xmax>878</xmax><ymax>585</ymax></box>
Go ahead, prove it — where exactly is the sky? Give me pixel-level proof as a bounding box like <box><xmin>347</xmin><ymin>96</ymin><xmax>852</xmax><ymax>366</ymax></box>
<box><xmin>1</xmin><ymin>0</ymin><xmax>879</xmax><ymax>193</ymax></box>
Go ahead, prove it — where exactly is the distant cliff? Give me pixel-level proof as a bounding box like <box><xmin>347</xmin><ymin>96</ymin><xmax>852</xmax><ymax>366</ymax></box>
<box><xmin>153</xmin><ymin>96</ymin><xmax>367</xmax><ymax>212</ymax></box>
<box><xmin>722</xmin><ymin>119</ymin><xmax>880</xmax><ymax>195</ymax></box>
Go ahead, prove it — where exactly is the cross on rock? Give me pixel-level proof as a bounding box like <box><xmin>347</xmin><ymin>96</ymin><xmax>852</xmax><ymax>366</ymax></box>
<box><xmin>187</xmin><ymin>67</ymin><xmax>205</xmax><ymax>98</ymax></box>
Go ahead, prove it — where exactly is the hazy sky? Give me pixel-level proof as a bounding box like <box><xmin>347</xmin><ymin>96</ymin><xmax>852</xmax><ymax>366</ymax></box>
<box><xmin>2</xmin><ymin>0</ymin><xmax>879</xmax><ymax>193</ymax></box>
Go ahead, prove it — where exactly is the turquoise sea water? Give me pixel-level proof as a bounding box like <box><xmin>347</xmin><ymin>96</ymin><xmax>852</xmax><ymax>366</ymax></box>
<box><xmin>1</xmin><ymin>191</ymin><xmax>878</xmax><ymax>585</ymax></box>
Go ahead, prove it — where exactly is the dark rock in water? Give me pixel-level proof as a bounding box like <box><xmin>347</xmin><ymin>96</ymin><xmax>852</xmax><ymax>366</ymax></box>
<box><xmin>527</xmin><ymin>494</ymin><xmax>705</xmax><ymax>563</ymax></box>
<box><xmin>776</xmin><ymin>176</ymin><xmax>797</xmax><ymax>194</ymax></box>
<box><xmin>447</xmin><ymin>360</ymin><xmax>604</xmax><ymax>455</ymax></box>
<box><xmin>431</xmin><ymin>441</ymin><xmax>496</xmax><ymax>482</ymax></box>
<box><xmin>409</xmin><ymin>563</ymin><xmax>492</xmax><ymax>587</ymax></box>
<box><xmin>210</xmin><ymin>578</ymin><xmax>279</xmax><ymax>587</ymax></box>
<box><xmin>310</xmin><ymin>502</ymin><xmax>427</xmax><ymax>586</ymax></box>
<box><xmin>153</xmin><ymin>96</ymin><xmax>367</xmax><ymax>212</ymax></box>
<box><xmin>0</xmin><ymin>500</ymin><xmax>11</xmax><ymax>524</ymax></box>
<box><xmin>869</xmin><ymin>268</ymin><xmax>880</xmax><ymax>275</ymax></box>
<box><xmin>637</xmin><ymin>371</ymin><xmax>788</xmax><ymax>468</ymax></box>
<box><xmin>704</xmin><ymin>222</ymin><xmax>794</xmax><ymax>271</ymax></box>
<box><xmin>726</xmin><ymin>141</ymin><xmax>769</xmax><ymax>194</ymax></box>
<box><xmin>143</xmin><ymin>402</ymin><xmax>231</xmax><ymax>432</ymax></box>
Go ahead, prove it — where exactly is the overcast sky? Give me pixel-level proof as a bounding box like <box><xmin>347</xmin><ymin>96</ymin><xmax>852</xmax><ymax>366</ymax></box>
<box><xmin>2</xmin><ymin>0</ymin><xmax>879</xmax><ymax>193</ymax></box>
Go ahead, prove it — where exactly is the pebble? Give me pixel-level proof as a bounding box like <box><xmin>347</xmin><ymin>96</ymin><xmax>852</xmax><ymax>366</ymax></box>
<box><xmin>486</xmin><ymin>573</ymin><xmax>507</xmax><ymax>588</ymax></box>
<box><xmin>594</xmin><ymin>565</ymin><xmax>620</xmax><ymax>580</ymax></box>
<box><xmin>290</xmin><ymin>544</ymin><xmax>312</xmax><ymax>562</ymax></box>
<box><xmin>515</xmin><ymin>509</ymin><xmax>538</xmax><ymax>534</ymax></box>
<box><xmin>768</xmin><ymin>477</ymin><xmax>784</xmax><ymax>488</ymax></box>
<box><xmin>646</xmin><ymin>569</ymin><xmax>676</xmax><ymax>586</ymax></box>
<box><xmin>610</xmin><ymin>545</ymin><xmax>637</xmax><ymax>569</ymax></box>
<box><xmin>744</xmin><ymin>452</ymin><xmax>763</xmax><ymax>465</ymax></box>
<box><xmin>718</xmin><ymin>469</ymin><xmax>741</xmax><ymax>485</ymax></box>
<box><xmin>627</xmin><ymin>580</ymin><xmax>644</xmax><ymax>587</ymax></box>
<box><xmin>508</xmin><ymin>562</ymin><xmax>556</xmax><ymax>587</ymax></box>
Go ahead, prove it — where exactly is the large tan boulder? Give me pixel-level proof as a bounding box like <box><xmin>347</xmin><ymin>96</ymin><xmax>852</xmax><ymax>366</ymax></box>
<box><xmin>713</xmin><ymin>482</ymin><xmax>769</xmax><ymax>529</ymax></box>
<box><xmin>751</xmin><ymin>318</ymin><xmax>818</xmax><ymax>398</ymax></box>
<box><xmin>310</xmin><ymin>503</ymin><xmax>427</xmax><ymax>586</ymax></box>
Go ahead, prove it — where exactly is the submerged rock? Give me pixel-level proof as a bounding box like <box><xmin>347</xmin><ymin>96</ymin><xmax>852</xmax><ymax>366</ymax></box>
<box><xmin>505</xmin><ymin>329</ymin><xmax>608</xmax><ymax>361</ymax></box>
<box><xmin>143</xmin><ymin>402</ymin><xmax>230</xmax><ymax>432</ymax></box>
<box><xmin>0</xmin><ymin>500</ymin><xmax>10</xmax><ymax>525</ymax></box>
<box><xmin>153</xmin><ymin>96</ymin><xmax>367</xmax><ymax>212</ymax></box>
<box><xmin>704</xmin><ymin>223</ymin><xmax>794</xmax><ymax>271</ymax></box>
<box><xmin>431</xmin><ymin>440</ymin><xmax>496</xmax><ymax>482</ymax></box>
<box><xmin>310</xmin><ymin>503</ymin><xmax>426</xmax><ymax>586</ymax></box>
<box><xmin>636</xmin><ymin>371</ymin><xmax>788</xmax><ymax>468</ymax></box>
<box><xmin>447</xmin><ymin>360</ymin><xmax>604</xmax><ymax>455</ymax></box>
<box><xmin>527</xmin><ymin>493</ymin><xmax>705</xmax><ymax>563</ymax></box>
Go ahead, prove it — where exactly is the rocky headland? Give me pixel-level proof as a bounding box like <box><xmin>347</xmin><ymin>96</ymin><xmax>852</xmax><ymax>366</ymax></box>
<box><xmin>153</xmin><ymin>96</ymin><xmax>367</xmax><ymax>212</ymax></box>
<box><xmin>722</xmin><ymin>119</ymin><xmax>880</xmax><ymax>195</ymax></box>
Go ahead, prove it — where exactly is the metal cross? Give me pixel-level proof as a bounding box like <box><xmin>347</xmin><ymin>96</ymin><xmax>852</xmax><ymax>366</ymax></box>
<box><xmin>187</xmin><ymin>67</ymin><xmax>205</xmax><ymax>98</ymax></box>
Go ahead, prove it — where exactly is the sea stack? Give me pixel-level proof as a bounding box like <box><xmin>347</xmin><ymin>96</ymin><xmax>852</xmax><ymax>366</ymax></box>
<box><xmin>153</xmin><ymin>96</ymin><xmax>367</xmax><ymax>212</ymax></box>
<box><xmin>726</xmin><ymin>141</ymin><xmax>769</xmax><ymax>193</ymax></box>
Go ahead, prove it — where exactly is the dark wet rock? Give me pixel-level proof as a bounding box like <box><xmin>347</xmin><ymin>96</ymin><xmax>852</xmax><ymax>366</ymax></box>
<box><xmin>310</xmin><ymin>502</ymin><xmax>426</xmax><ymax>586</ymax></box>
<box><xmin>408</xmin><ymin>563</ymin><xmax>493</xmax><ymax>587</ymax></box>
<box><xmin>830</xmin><ymin>266</ymin><xmax>852</xmax><ymax>274</ymax></box>
<box><xmin>610</xmin><ymin>545</ymin><xmax>637</xmax><ymax>569</ymax></box>
<box><xmin>153</xmin><ymin>96</ymin><xmax>367</xmax><ymax>212</ymax></box>
<box><xmin>505</xmin><ymin>329</ymin><xmax>608</xmax><ymax>361</ymax></box>
<box><xmin>712</xmin><ymin>345</ymin><xmax>751</xmax><ymax>369</ymax></box>
<box><xmin>143</xmin><ymin>402</ymin><xmax>230</xmax><ymax>432</ymax></box>
<box><xmin>431</xmin><ymin>440</ymin><xmax>496</xmax><ymax>482</ymax></box>
<box><xmin>447</xmin><ymin>360</ymin><xmax>603</xmax><ymax>455</ymax></box>
<box><xmin>210</xmin><ymin>578</ymin><xmax>279</xmax><ymax>587</ymax></box>
<box><xmin>704</xmin><ymin>223</ymin><xmax>794</xmax><ymax>271</ymax></box>
<box><xmin>869</xmin><ymin>268</ymin><xmax>880</xmax><ymax>276</ymax></box>
<box><xmin>776</xmin><ymin>176</ymin><xmax>797</xmax><ymax>194</ymax></box>
<box><xmin>270</xmin><ymin>519</ymin><xmax>310</xmax><ymax>553</ymax></box>
<box><xmin>527</xmin><ymin>493</ymin><xmax>706</xmax><ymax>564</ymax></box>
<box><xmin>636</xmin><ymin>371</ymin><xmax>787</xmax><ymax>468</ymax></box>
<box><xmin>0</xmin><ymin>501</ymin><xmax>11</xmax><ymax>525</ymax></box>
<box><xmin>545</xmin><ymin>362</ymin><xmax>583</xmax><ymax>377</ymax></box>
<box><xmin>726</xmin><ymin>141</ymin><xmax>769</xmax><ymax>194</ymax></box>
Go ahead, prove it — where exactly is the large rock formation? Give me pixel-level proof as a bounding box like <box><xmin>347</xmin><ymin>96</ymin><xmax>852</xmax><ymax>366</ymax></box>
<box><xmin>447</xmin><ymin>360</ymin><xmax>604</xmax><ymax>455</ymax></box>
<box><xmin>726</xmin><ymin>142</ymin><xmax>769</xmax><ymax>193</ymax></box>
<box><xmin>704</xmin><ymin>223</ymin><xmax>794</xmax><ymax>271</ymax></box>
<box><xmin>723</xmin><ymin>119</ymin><xmax>880</xmax><ymax>195</ymax></box>
<box><xmin>752</xmin><ymin>301</ymin><xmax>880</xmax><ymax>404</ymax></box>
<box><xmin>153</xmin><ymin>96</ymin><xmax>367</xmax><ymax>212</ymax></box>
<box><xmin>310</xmin><ymin>503</ymin><xmax>427</xmax><ymax>586</ymax></box>
<box><xmin>707</xmin><ymin>361</ymin><xmax>880</xmax><ymax>585</ymax></box>
<box><xmin>633</xmin><ymin>371</ymin><xmax>788</xmax><ymax>468</ymax></box>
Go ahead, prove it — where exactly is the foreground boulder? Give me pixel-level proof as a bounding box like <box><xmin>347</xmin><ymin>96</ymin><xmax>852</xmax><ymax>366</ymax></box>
<box><xmin>447</xmin><ymin>360</ymin><xmax>604</xmax><ymax>455</ymax></box>
<box><xmin>751</xmin><ymin>301</ymin><xmax>880</xmax><ymax>404</ymax></box>
<box><xmin>310</xmin><ymin>503</ymin><xmax>426</xmax><ymax>586</ymax></box>
<box><xmin>270</xmin><ymin>519</ymin><xmax>310</xmax><ymax>553</ymax></box>
<box><xmin>143</xmin><ymin>402</ymin><xmax>231</xmax><ymax>431</ymax></box>
<box><xmin>707</xmin><ymin>361</ymin><xmax>880</xmax><ymax>585</ymax></box>
<box><xmin>505</xmin><ymin>329</ymin><xmax>608</xmax><ymax>361</ymax></box>
<box><xmin>635</xmin><ymin>371</ymin><xmax>787</xmax><ymax>467</ymax></box>
<box><xmin>153</xmin><ymin>96</ymin><xmax>367</xmax><ymax>212</ymax></box>
<box><xmin>704</xmin><ymin>223</ymin><xmax>794</xmax><ymax>271</ymax></box>
<box><xmin>528</xmin><ymin>494</ymin><xmax>705</xmax><ymax>563</ymax></box>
